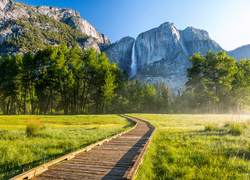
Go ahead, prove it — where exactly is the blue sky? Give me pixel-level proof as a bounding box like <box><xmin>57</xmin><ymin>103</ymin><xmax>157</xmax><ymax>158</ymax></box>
<box><xmin>18</xmin><ymin>0</ymin><xmax>250</xmax><ymax>51</ymax></box>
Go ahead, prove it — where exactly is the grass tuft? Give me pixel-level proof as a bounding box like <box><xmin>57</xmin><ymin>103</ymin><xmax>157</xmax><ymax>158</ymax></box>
<box><xmin>228</xmin><ymin>123</ymin><xmax>243</xmax><ymax>136</ymax></box>
<box><xmin>204</xmin><ymin>124</ymin><xmax>216</xmax><ymax>131</ymax></box>
<box><xmin>26</xmin><ymin>116</ymin><xmax>41</xmax><ymax>136</ymax></box>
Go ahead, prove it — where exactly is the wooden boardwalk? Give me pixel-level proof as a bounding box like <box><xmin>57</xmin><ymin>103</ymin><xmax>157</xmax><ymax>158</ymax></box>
<box><xmin>28</xmin><ymin>115</ymin><xmax>155</xmax><ymax>180</ymax></box>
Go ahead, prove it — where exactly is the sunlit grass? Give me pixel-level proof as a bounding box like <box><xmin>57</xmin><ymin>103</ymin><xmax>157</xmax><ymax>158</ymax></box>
<box><xmin>0</xmin><ymin>115</ymin><xmax>134</xmax><ymax>179</ymax></box>
<box><xmin>130</xmin><ymin>114</ymin><xmax>250</xmax><ymax>180</ymax></box>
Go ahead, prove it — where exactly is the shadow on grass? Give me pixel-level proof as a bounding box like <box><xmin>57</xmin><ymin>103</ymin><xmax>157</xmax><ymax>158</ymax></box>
<box><xmin>224</xmin><ymin>148</ymin><xmax>250</xmax><ymax>160</ymax></box>
<box><xmin>167</xmin><ymin>129</ymin><xmax>229</xmax><ymax>138</ymax></box>
<box><xmin>1</xmin><ymin>144</ymin><xmax>91</xmax><ymax>180</ymax></box>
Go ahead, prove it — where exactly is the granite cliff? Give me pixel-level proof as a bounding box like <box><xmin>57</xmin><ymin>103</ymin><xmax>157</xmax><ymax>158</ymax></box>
<box><xmin>103</xmin><ymin>36</ymin><xmax>135</xmax><ymax>75</ymax></box>
<box><xmin>1</xmin><ymin>0</ymin><xmax>250</xmax><ymax>93</ymax></box>
<box><xmin>104</xmin><ymin>22</ymin><xmax>222</xmax><ymax>92</ymax></box>
<box><xmin>0</xmin><ymin>0</ymin><xmax>110</xmax><ymax>55</ymax></box>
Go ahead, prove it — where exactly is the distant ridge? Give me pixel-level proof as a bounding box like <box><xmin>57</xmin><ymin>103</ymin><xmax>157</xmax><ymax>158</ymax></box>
<box><xmin>228</xmin><ymin>44</ymin><xmax>250</xmax><ymax>60</ymax></box>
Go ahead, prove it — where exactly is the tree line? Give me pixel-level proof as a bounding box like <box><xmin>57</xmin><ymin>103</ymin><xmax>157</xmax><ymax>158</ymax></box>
<box><xmin>184</xmin><ymin>50</ymin><xmax>250</xmax><ymax>113</ymax></box>
<box><xmin>1</xmin><ymin>46</ymin><xmax>249</xmax><ymax>115</ymax></box>
<box><xmin>0</xmin><ymin>45</ymin><xmax>123</xmax><ymax>115</ymax></box>
<box><xmin>110</xmin><ymin>80</ymin><xmax>173</xmax><ymax>114</ymax></box>
<box><xmin>111</xmin><ymin>50</ymin><xmax>250</xmax><ymax>114</ymax></box>
<box><xmin>0</xmin><ymin>45</ymin><xmax>175</xmax><ymax>115</ymax></box>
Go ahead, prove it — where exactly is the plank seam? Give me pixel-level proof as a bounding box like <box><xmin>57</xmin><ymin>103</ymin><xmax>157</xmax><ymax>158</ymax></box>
<box><xmin>121</xmin><ymin>115</ymin><xmax>155</xmax><ymax>180</ymax></box>
<box><xmin>10</xmin><ymin>117</ymin><xmax>138</xmax><ymax>180</ymax></box>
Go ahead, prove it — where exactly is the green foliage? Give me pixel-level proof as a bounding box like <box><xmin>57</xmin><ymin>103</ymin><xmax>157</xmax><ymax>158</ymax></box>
<box><xmin>232</xmin><ymin>59</ymin><xmax>250</xmax><ymax>112</ymax></box>
<box><xmin>228</xmin><ymin>123</ymin><xmax>243</xmax><ymax>136</ymax></box>
<box><xmin>0</xmin><ymin>46</ymin><xmax>123</xmax><ymax>115</ymax></box>
<box><xmin>174</xmin><ymin>89</ymin><xmax>196</xmax><ymax>113</ymax></box>
<box><xmin>204</xmin><ymin>124</ymin><xmax>216</xmax><ymax>131</ymax></box>
<box><xmin>110</xmin><ymin>80</ymin><xmax>174</xmax><ymax>114</ymax></box>
<box><xmin>26</xmin><ymin>116</ymin><xmax>41</xmax><ymax>136</ymax></box>
<box><xmin>0</xmin><ymin>15</ymin><xmax>89</xmax><ymax>53</ymax></box>
<box><xmin>185</xmin><ymin>50</ymin><xmax>250</xmax><ymax>113</ymax></box>
<box><xmin>155</xmin><ymin>81</ymin><xmax>173</xmax><ymax>113</ymax></box>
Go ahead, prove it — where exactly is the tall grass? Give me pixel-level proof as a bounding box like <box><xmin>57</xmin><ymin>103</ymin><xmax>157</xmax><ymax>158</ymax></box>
<box><xmin>228</xmin><ymin>123</ymin><xmax>243</xmax><ymax>136</ymax></box>
<box><xmin>224</xmin><ymin>114</ymin><xmax>250</xmax><ymax>136</ymax></box>
<box><xmin>26</xmin><ymin>116</ymin><xmax>41</xmax><ymax>136</ymax></box>
<box><xmin>0</xmin><ymin>115</ymin><xmax>134</xmax><ymax>179</ymax></box>
<box><xmin>204</xmin><ymin>124</ymin><xmax>217</xmax><ymax>131</ymax></box>
<box><xmin>129</xmin><ymin>114</ymin><xmax>250</xmax><ymax>180</ymax></box>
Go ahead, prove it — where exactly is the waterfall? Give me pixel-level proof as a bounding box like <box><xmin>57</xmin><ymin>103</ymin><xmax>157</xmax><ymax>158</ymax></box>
<box><xmin>130</xmin><ymin>42</ymin><xmax>137</xmax><ymax>78</ymax></box>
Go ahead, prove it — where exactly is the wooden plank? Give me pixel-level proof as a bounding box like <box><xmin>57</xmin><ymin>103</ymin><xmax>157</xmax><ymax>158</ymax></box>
<box><xmin>122</xmin><ymin>115</ymin><xmax>156</xmax><ymax>180</ymax></box>
<box><xmin>11</xmin><ymin>115</ymin><xmax>155</xmax><ymax>180</ymax></box>
<box><xmin>10</xmin><ymin>119</ymin><xmax>138</xmax><ymax>180</ymax></box>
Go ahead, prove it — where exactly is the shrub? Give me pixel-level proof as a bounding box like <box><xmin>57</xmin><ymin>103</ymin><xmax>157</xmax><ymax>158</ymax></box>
<box><xmin>224</xmin><ymin>122</ymin><xmax>231</xmax><ymax>127</ymax></box>
<box><xmin>229</xmin><ymin>123</ymin><xmax>242</xmax><ymax>136</ymax></box>
<box><xmin>204</xmin><ymin>124</ymin><xmax>215</xmax><ymax>131</ymax></box>
<box><xmin>26</xmin><ymin>116</ymin><xmax>41</xmax><ymax>136</ymax></box>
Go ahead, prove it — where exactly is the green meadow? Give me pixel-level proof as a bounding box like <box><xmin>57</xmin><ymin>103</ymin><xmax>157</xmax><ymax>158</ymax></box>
<box><xmin>2</xmin><ymin>114</ymin><xmax>250</xmax><ymax>179</ymax></box>
<box><xmin>131</xmin><ymin>114</ymin><xmax>250</xmax><ymax>180</ymax></box>
<box><xmin>0</xmin><ymin>115</ymin><xmax>134</xmax><ymax>179</ymax></box>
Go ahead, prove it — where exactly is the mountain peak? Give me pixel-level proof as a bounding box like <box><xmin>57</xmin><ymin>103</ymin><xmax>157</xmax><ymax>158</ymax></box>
<box><xmin>0</xmin><ymin>0</ymin><xmax>111</xmax><ymax>44</ymax></box>
<box><xmin>158</xmin><ymin>22</ymin><xmax>178</xmax><ymax>33</ymax></box>
<box><xmin>159</xmin><ymin>22</ymin><xmax>174</xmax><ymax>28</ymax></box>
<box><xmin>104</xmin><ymin>22</ymin><xmax>224</xmax><ymax>92</ymax></box>
<box><xmin>181</xmin><ymin>26</ymin><xmax>210</xmax><ymax>40</ymax></box>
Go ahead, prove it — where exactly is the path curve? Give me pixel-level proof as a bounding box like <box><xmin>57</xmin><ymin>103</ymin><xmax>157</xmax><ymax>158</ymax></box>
<box><xmin>13</xmin><ymin>115</ymin><xmax>155</xmax><ymax>180</ymax></box>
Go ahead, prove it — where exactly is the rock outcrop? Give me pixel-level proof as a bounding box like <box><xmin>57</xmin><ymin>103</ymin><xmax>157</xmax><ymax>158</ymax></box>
<box><xmin>79</xmin><ymin>37</ymin><xmax>101</xmax><ymax>53</ymax></box>
<box><xmin>0</xmin><ymin>0</ymin><xmax>110</xmax><ymax>50</ymax></box>
<box><xmin>180</xmin><ymin>27</ymin><xmax>222</xmax><ymax>57</ymax></box>
<box><xmin>103</xmin><ymin>36</ymin><xmax>135</xmax><ymax>74</ymax></box>
<box><xmin>105</xmin><ymin>22</ymin><xmax>223</xmax><ymax>92</ymax></box>
<box><xmin>135</xmin><ymin>23</ymin><xmax>191</xmax><ymax>75</ymax></box>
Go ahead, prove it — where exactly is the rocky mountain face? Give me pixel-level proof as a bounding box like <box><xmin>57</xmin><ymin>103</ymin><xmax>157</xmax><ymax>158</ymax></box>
<box><xmin>103</xmin><ymin>37</ymin><xmax>135</xmax><ymax>75</ymax></box>
<box><xmin>104</xmin><ymin>22</ymin><xmax>222</xmax><ymax>92</ymax></box>
<box><xmin>0</xmin><ymin>0</ymin><xmax>110</xmax><ymax>54</ymax></box>
<box><xmin>1</xmin><ymin>0</ymin><xmax>249</xmax><ymax>93</ymax></box>
<box><xmin>228</xmin><ymin>44</ymin><xmax>250</xmax><ymax>61</ymax></box>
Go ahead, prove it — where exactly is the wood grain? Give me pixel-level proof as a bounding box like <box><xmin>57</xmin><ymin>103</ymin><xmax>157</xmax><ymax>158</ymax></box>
<box><xmin>10</xmin><ymin>115</ymin><xmax>155</xmax><ymax>180</ymax></box>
